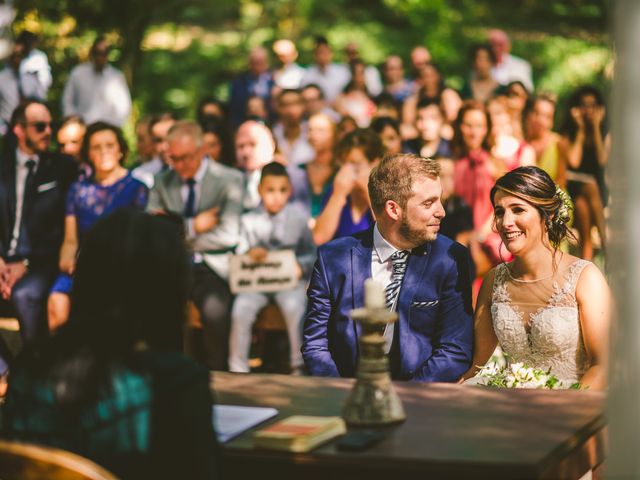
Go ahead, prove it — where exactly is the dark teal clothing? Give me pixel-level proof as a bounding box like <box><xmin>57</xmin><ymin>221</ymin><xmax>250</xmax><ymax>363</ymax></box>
<box><xmin>1</xmin><ymin>350</ymin><xmax>219</xmax><ymax>479</ymax></box>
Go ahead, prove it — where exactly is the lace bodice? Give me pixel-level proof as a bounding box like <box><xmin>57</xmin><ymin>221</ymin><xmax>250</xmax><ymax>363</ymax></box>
<box><xmin>491</xmin><ymin>259</ymin><xmax>591</xmax><ymax>386</ymax></box>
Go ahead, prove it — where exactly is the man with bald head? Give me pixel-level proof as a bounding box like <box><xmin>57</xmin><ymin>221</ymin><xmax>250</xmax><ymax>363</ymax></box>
<box><xmin>230</xmin><ymin>46</ymin><xmax>274</xmax><ymax>128</ymax></box>
<box><xmin>235</xmin><ymin>120</ymin><xmax>277</xmax><ymax>210</ymax></box>
<box><xmin>147</xmin><ymin>120</ymin><xmax>244</xmax><ymax>370</ymax></box>
<box><xmin>410</xmin><ymin>46</ymin><xmax>431</xmax><ymax>78</ymax></box>
<box><xmin>272</xmin><ymin>39</ymin><xmax>306</xmax><ymax>90</ymax></box>
<box><xmin>488</xmin><ymin>29</ymin><xmax>533</xmax><ymax>92</ymax></box>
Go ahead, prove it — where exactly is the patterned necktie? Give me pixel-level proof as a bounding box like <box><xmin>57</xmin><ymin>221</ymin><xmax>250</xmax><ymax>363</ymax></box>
<box><xmin>385</xmin><ymin>250</ymin><xmax>410</xmax><ymax>311</ymax></box>
<box><xmin>184</xmin><ymin>178</ymin><xmax>196</xmax><ymax>218</ymax></box>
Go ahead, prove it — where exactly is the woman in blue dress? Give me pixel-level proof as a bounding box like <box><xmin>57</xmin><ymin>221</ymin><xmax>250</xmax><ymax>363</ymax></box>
<box><xmin>48</xmin><ymin>122</ymin><xmax>148</xmax><ymax>330</ymax></box>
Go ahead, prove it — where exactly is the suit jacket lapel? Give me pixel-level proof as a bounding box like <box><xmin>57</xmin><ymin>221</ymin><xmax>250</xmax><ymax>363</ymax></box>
<box><xmin>0</xmin><ymin>151</ymin><xmax>17</xmax><ymax>251</ymax></box>
<box><xmin>199</xmin><ymin>162</ymin><xmax>220</xmax><ymax>211</ymax></box>
<box><xmin>4</xmin><ymin>151</ymin><xmax>18</xmax><ymax>243</ymax></box>
<box><xmin>351</xmin><ymin>229</ymin><xmax>373</xmax><ymax>339</ymax></box>
<box><xmin>166</xmin><ymin>173</ymin><xmax>184</xmax><ymax>214</ymax></box>
<box><xmin>22</xmin><ymin>153</ymin><xmax>44</xmax><ymax>221</ymax></box>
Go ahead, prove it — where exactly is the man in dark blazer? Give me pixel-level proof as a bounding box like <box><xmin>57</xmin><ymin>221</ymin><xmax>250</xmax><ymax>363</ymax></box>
<box><xmin>0</xmin><ymin>100</ymin><xmax>76</xmax><ymax>359</ymax></box>
<box><xmin>302</xmin><ymin>153</ymin><xmax>473</xmax><ymax>381</ymax></box>
<box><xmin>229</xmin><ymin>47</ymin><xmax>274</xmax><ymax>128</ymax></box>
<box><xmin>147</xmin><ymin>121</ymin><xmax>244</xmax><ymax>371</ymax></box>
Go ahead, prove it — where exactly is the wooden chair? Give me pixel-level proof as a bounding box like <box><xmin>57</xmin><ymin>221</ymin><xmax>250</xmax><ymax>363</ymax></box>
<box><xmin>0</xmin><ymin>440</ymin><xmax>118</xmax><ymax>480</ymax></box>
<box><xmin>252</xmin><ymin>303</ymin><xmax>289</xmax><ymax>372</ymax></box>
<box><xmin>0</xmin><ymin>316</ymin><xmax>21</xmax><ymax>368</ymax></box>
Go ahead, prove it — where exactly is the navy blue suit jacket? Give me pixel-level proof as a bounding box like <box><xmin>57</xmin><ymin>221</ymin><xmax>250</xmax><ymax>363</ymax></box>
<box><xmin>302</xmin><ymin>227</ymin><xmax>474</xmax><ymax>382</ymax></box>
<box><xmin>0</xmin><ymin>148</ymin><xmax>77</xmax><ymax>268</ymax></box>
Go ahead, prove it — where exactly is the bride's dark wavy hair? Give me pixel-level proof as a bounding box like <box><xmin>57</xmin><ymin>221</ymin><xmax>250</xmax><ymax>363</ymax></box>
<box><xmin>490</xmin><ymin>166</ymin><xmax>576</xmax><ymax>250</ymax></box>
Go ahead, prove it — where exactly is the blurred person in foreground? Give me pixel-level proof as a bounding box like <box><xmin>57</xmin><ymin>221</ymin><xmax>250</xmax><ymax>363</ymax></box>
<box><xmin>2</xmin><ymin>209</ymin><xmax>220</xmax><ymax>479</ymax></box>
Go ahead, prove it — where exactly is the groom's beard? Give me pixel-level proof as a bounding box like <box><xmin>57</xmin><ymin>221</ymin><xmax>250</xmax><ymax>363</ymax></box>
<box><xmin>398</xmin><ymin>210</ymin><xmax>438</xmax><ymax>246</ymax></box>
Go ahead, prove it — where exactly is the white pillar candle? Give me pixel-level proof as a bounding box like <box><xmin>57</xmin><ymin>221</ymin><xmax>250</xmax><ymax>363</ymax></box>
<box><xmin>364</xmin><ymin>278</ymin><xmax>386</xmax><ymax>309</ymax></box>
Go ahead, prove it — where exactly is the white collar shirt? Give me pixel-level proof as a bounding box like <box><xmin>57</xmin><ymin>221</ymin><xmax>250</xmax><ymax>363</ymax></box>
<box><xmin>371</xmin><ymin>223</ymin><xmax>406</xmax><ymax>353</ymax></box>
<box><xmin>272</xmin><ymin>121</ymin><xmax>314</xmax><ymax>165</ymax></box>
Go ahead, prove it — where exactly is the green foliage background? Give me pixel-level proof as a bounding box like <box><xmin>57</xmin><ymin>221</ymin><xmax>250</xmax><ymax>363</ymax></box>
<box><xmin>13</xmin><ymin>0</ymin><xmax>611</xmax><ymax>140</ymax></box>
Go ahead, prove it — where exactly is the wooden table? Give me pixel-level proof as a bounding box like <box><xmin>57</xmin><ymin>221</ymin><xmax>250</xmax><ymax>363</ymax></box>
<box><xmin>212</xmin><ymin>372</ymin><xmax>605</xmax><ymax>480</ymax></box>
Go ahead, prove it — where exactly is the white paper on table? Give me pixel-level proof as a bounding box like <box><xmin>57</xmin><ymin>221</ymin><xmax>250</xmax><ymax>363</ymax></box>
<box><xmin>213</xmin><ymin>404</ymin><xmax>279</xmax><ymax>443</ymax></box>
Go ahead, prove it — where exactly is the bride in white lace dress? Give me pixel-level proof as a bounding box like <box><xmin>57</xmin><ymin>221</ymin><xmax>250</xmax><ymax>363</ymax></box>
<box><xmin>462</xmin><ymin>166</ymin><xmax>610</xmax><ymax>389</ymax></box>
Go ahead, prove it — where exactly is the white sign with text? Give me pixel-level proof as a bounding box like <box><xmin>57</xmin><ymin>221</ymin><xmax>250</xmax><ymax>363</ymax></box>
<box><xmin>229</xmin><ymin>249</ymin><xmax>298</xmax><ymax>293</ymax></box>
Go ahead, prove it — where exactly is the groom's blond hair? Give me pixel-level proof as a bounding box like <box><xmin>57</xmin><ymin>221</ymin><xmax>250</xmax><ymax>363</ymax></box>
<box><xmin>368</xmin><ymin>153</ymin><xmax>440</xmax><ymax>214</ymax></box>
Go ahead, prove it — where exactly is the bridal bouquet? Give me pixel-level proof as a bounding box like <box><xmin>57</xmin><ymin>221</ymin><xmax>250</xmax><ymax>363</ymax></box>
<box><xmin>476</xmin><ymin>362</ymin><xmax>568</xmax><ymax>389</ymax></box>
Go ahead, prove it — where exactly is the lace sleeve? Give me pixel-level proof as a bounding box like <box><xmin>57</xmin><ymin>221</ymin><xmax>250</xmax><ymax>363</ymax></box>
<box><xmin>548</xmin><ymin>259</ymin><xmax>591</xmax><ymax>307</ymax></box>
<box><xmin>491</xmin><ymin>263</ymin><xmax>511</xmax><ymax>303</ymax></box>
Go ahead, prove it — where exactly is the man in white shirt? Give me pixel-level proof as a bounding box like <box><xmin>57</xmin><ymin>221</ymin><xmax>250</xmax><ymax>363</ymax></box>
<box><xmin>235</xmin><ymin>120</ymin><xmax>277</xmax><ymax>211</ymax></box>
<box><xmin>272</xmin><ymin>89</ymin><xmax>314</xmax><ymax>166</ymax></box>
<box><xmin>0</xmin><ymin>37</ymin><xmax>49</xmax><ymax>135</ymax></box>
<box><xmin>0</xmin><ymin>43</ymin><xmax>26</xmax><ymax>135</ymax></box>
<box><xmin>488</xmin><ymin>29</ymin><xmax>534</xmax><ymax>93</ymax></box>
<box><xmin>272</xmin><ymin>39</ymin><xmax>306</xmax><ymax>90</ymax></box>
<box><xmin>62</xmin><ymin>36</ymin><xmax>132</xmax><ymax>127</ymax></box>
<box><xmin>16</xmin><ymin>31</ymin><xmax>52</xmax><ymax>101</ymax></box>
<box><xmin>301</xmin><ymin>36</ymin><xmax>351</xmax><ymax>105</ymax></box>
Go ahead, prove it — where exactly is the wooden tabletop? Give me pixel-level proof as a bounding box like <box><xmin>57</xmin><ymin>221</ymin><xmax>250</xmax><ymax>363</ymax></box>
<box><xmin>212</xmin><ymin>372</ymin><xmax>605</xmax><ymax>480</ymax></box>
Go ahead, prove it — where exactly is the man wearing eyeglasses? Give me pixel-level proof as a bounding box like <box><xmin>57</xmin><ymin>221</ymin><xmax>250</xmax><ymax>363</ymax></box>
<box><xmin>147</xmin><ymin>121</ymin><xmax>243</xmax><ymax>371</ymax></box>
<box><xmin>62</xmin><ymin>36</ymin><xmax>132</xmax><ymax>127</ymax></box>
<box><xmin>0</xmin><ymin>100</ymin><xmax>77</xmax><ymax>377</ymax></box>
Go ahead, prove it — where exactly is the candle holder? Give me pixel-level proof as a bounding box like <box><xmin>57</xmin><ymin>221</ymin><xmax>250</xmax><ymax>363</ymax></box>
<box><xmin>342</xmin><ymin>291</ymin><xmax>406</xmax><ymax>426</ymax></box>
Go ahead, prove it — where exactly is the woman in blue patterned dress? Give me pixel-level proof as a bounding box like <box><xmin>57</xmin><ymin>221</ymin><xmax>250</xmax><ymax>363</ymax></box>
<box><xmin>47</xmin><ymin>122</ymin><xmax>148</xmax><ymax>330</ymax></box>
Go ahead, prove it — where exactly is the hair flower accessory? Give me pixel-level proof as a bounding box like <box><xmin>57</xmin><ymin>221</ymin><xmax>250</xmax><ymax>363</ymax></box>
<box><xmin>554</xmin><ymin>185</ymin><xmax>572</xmax><ymax>226</ymax></box>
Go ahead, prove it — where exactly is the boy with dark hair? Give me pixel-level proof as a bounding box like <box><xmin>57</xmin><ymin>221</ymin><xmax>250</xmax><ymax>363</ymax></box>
<box><xmin>228</xmin><ymin>162</ymin><xmax>316</xmax><ymax>374</ymax></box>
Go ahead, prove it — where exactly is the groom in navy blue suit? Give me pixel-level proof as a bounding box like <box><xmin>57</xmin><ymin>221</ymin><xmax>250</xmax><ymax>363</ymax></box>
<box><xmin>302</xmin><ymin>153</ymin><xmax>473</xmax><ymax>381</ymax></box>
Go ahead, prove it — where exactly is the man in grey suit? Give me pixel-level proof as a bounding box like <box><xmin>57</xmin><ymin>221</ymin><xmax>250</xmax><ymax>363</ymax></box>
<box><xmin>147</xmin><ymin>121</ymin><xmax>244</xmax><ymax>370</ymax></box>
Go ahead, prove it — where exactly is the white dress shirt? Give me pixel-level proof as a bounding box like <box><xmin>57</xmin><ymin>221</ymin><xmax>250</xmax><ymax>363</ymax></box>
<box><xmin>132</xmin><ymin>157</ymin><xmax>166</xmax><ymax>189</ymax></box>
<box><xmin>491</xmin><ymin>53</ymin><xmax>534</xmax><ymax>92</ymax></box>
<box><xmin>0</xmin><ymin>67</ymin><xmax>20</xmax><ymax>133</ymax></box>
<box><xmin>243</xmin><ymin>169</ymin><xmax>262</xmax><ymax>211</ymax></box>
<box><xmin>8</xmin><ymin>149</ymin><xmax>39</xmax><ymax>256</ymax></box>
<box><xmin>274</xmin><ymin>63</ymin><xmax>307</xmax><ymax>89</ymax></box>
<box><xmin>19</xmin><ymin>48</ymin><xmax>52</xmax><ymax>99</ymax></box>
<box><xmin>372</xmin><ymin>223</ymin><xmax>405</xmax><ymax>353</ymax></box>
<box><xmin>272</xmin><ymin>122</ymin><xmax>315</xmax><ymax>166</ymax></box>
<box><xmin>62</xmin><ymin>63</ymin><xmax>132</xmax><ymax>126</ymax></box>
<box><xmin>301</xmin><ymin>63</ymin><xmax>351</xmax><ymax>103</ymax></box>
<box><xmin>364</xmin><ymin>65</ymin><xmax>383</xmax><ymax>97</ymax></box>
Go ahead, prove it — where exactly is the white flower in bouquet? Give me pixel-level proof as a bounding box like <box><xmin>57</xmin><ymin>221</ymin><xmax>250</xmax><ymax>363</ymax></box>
<box><xmin>475</xmin><ymin>360</ymin><xmax>581</xmax><ymax>390</ymax></box>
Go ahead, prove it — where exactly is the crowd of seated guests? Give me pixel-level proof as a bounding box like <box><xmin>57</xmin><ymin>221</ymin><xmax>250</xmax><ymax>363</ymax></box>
<box><xmin>0</xmin><ymin>29</ymin><xmax>609</xmax><ymax>403</ymax></box>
